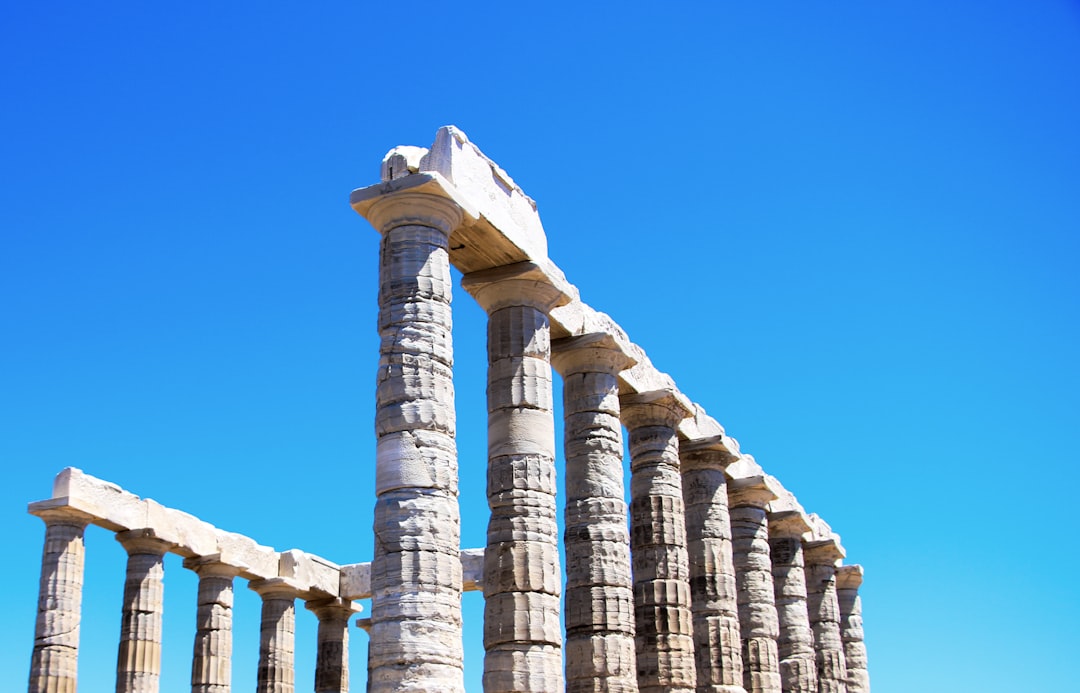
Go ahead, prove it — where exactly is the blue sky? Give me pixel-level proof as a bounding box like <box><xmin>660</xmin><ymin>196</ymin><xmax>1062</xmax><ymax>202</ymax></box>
<box><xmin>3</xmin><ymin>2</ymin><xmax>1078</xmax><ymax>691</ymax></box>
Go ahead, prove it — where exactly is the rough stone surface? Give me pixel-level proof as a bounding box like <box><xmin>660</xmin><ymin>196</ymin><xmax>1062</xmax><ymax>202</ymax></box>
<box><xmin>804</xmin><ymin>539</ymin><xmax>848</xmax><ymax>693</ymax></box>
<box><xmin>115</xmin><ymin>529</ymin><xmax>172</xmax><ymax>693</ymax></box>
<box><xmin>836</xmin><ymin>566</ymin><xmax>869</xmax><ymax>693</ymax></box>
<box><xmin>307</xmin><ymin>598</ymin><xmax>359</xmax><ymax>693</ymax></box>
<box><xmin>767</xmin><ymin>511</ymin><xmax>817</xmax><ymax>693</ymax></box>
<box><xmin>185</xmin><ymin>557</ymin><xmax>241</xmax><ymax>693</ymax></box>
<box><xmin>251</xmin><ymin>579</ymin><xmax>298</xmax><ymax>693</ymax></box>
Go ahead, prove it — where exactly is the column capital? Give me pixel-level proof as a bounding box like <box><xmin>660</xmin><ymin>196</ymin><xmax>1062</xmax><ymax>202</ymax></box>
<box><xmin>620</xmin><ymin>388</ymin><xmax>693</xmax><ymax>429</ymax></box>
<box><xmin>249</xmin><ymin>577</ymin><xmax>302</xmax><ymax>600</ymax></box>
<box><xmin>727</xmin><ymin>474</ymin><xmax>780</xmax><ymax>509</ymax></box>
<box><xmin>28</xmin><ymin>499</ymin><xmax>96</xmax><ymax>528</ymax></box>
<box><xmin>351</xmin><ymin>171</ymin><xmax>471</xmax><ymax>235</ymax></box>
<box><xmin>678</xmin><ymin>433</ymin><xmax>740</xmax><ymax>469</ymax></box>
<box><xmin>836</xmin><ymin>564</ymin><xmax>864</xmax><ymax>590</ymax></box>
<box><xmin>768</xmin><ymin>509</ymin><xmax>813</xmax><ymax>539</ymax></box>
<box><xmin>804</xmin><ymin>538</ymin><xmax>846</xmax><ymax>566</ymax></box>
<box><xmin>550</xmin><ymin>332</ymin><xmax>636</xmax><ymax>376</ymax></box>
<box><xmin>183</xmin><ymin>553</ymin><xmax>246</xmax><ymax>578</ymax></box>
<box><xmin>461</xmin><ymin>260</ymin><xmax>574</xmax><ymax>313</ymax></box>
<box><xmin>115</xmin><ymin>528</ymin><xmax>174</xmax><ymax>556</ymax></box>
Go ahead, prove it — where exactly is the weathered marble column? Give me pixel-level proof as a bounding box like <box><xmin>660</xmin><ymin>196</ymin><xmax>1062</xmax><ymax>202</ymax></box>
<box><xmin>306</xmin><ymin>597</ymin><xmax>357</xmax><ymax>693</ymax></box>
<box><xmin>115</xmin><ymin>529</ymin><xmax>173</xmax><ymax>693</ymax></box>
<box><xmin>766</xmin><ymin>512</ymin><xmax>816</xmax><ymax>693</ymax></box>
<box><xmin>620</xmin><ymin>390</ymin><xmax>696</xmax><ymax>693</ymax></box>
<box><xmin>804</xmin><ymin>537</ymin><xmax>847</xmax><ymax>693</ymax></box>
<box><xmin>679</xmin><ymin>437</ymin><xmax>745</xmax><ymax>693</ymax></box>
<box><xmin>462</xmin><ymin>261</ymin><xmax>570</xmax><ymax>693</ymax></box>
<box><xmin>28</xmin><ymin>503</ymin><xmax>94</xmax><ymax>693</ymax></box>
<box><xmin>552</xmin><ymin>333</ymin><xmax>638</xmax><ymax>693</ymax></box>
<box><xmin>250</xmin><ymin>579</ymin><xmax>297</xmax><ymax>693</ymax></box>
<box><xmin>835</xmin><ymin>566</ymin><xmax>868</xmax><ymax>693</ymax></box>
<box><xmin>364</xmin><ymin>187</ymin><xmax>466</xmax><ymax>692</ymax></box>
<box><xmin>184</xmin><ymin>555</ymin><xmax>242</xmax><ymax>693</ymax></box>
<box><xmin>727</xmin><ymin>476</ymin><xmax>781</xmax><ymax>693</ymax></box>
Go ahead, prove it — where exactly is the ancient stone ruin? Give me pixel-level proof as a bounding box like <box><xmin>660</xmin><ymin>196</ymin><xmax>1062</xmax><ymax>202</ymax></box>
<box><xmin>27</xmin><ymin>127</ymin><xmax>870</xmax><ymax>693</ymax></box>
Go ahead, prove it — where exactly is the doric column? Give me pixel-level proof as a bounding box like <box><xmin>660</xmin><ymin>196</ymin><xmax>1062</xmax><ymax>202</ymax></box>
<box><xmin>115</xmin><ymin>529</ymin><xmax>173</xmax><ymax>693</ymax></box>
<box><xmin>250</xmin><ymin>579</ymin><xmax>297</xmax><ymax>693</ymax></box>
<box><xmin>679</xmin><ymin>437</ymin><xmax>745</xmax><ymax>693</ymax></box>
<box><xmin>620</xmin><ymin>390</ymin><xmax>696</xmax><ymax>693</ymax></box>
<box><xmin>835</xmin><ymin>566</ymin><xmax>868</xmax><ymax>693</ymax></box>
<box><xmin>305</xmin><ymin>597</ymin><xmax>358</xmax><ymax>693</ymax></box>
<box><xmin>766</xmin><ymin>512</ymin><xmax>816</xmax><ymax>693</ymax></box>
<box><xmin>28</xmin><ymin>503</ymin><xmax>94</xmax><ymax>693</ymax></box>
<box><xmin>551</xmin><ymin>333</ymin><xmax>638</xmax><ymax>693</ymax></box>
<box><xmin>362</xmin><ymin>188</ymin><xmax>466</xmax><ymax>692</ymax></box>
<box><xmin>727</xmin><ymin>476</ymin><xmax>781</xmax><ymax>693</ymax></box>
<box><xmin>184</xmin><ymin>555</ymin><xmax>242</xmax><ymax>693</ymax></box>
<box><xmin>462</xmin><ymin>261</ymin><xmax>571</xmax><ymax>693</ymax></box>
<box><xmin>804</xmin><ymin>539</ymin><xmax>847</xmax><ymax>693</ymax></box>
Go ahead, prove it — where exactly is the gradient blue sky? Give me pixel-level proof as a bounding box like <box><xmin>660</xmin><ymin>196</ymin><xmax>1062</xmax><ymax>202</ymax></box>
<box><xmin>3</xmin><ymin>3</ymin><xmax>1079</xmax><ymax>691</ymax></box>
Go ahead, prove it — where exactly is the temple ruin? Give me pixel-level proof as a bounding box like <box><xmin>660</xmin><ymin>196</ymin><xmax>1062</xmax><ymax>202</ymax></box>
<box><xmin>27</xmin><ymin>126</ymin><xmax>870</xmax><ymax>693</ymax></box>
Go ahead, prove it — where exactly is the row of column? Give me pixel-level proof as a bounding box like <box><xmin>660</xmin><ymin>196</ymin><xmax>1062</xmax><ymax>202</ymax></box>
<box><xmin>363</xmin><ymin>188</ymin><xmax>870</xmax><ymax>693</ymax></box>
<box><xmin>28</xmin><ymin>506</ymin><xmax>355</xmax><ymax>693</ymax></box>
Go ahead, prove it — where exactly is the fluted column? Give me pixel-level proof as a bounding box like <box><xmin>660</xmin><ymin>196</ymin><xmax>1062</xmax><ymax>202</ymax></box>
<box><xmin>306</xmin><ymin>597</ymin><xmax>357</xmax><ymax>693</ymax></box>
<box><xmin>727</xmin><ymin>476</ymin><xmax>781</xmax><ymax>693</ymax></box>
<box><xmin>28</xmin><ymin>504</ymin><xmax>94</xmax><ymax>693</ymax></box>
<box><xmin>363</xmin><ymin>189</ymin><xmax>466</xmax><ymax>692</ymax></box>
<box><xmin>463</xmin><ymin>261</ymin><xmax>570</xmax><ymax>693</ymax></box>
<box><xmin>115</xmin><ymin>529</ymin><xmax>173</xmax><ymax>693</ymax></box>
<box><xmin>804</xmin><ymin>541</ymin><xmax>847</xmax><ymax>693</ymax></box>
<box><xmin>184</xmin><ymin>555</ymin><xmax>242</xmax><ymax>693</ymax></box>
<box><xmin>835</xmin><ymin>566</ymin><xmax>868</xmax><ymax>693</ymax></box>
<box><xmin>552</xmin><ymin>333</ymin><xmax>638</xmax><ymax>693</ymax></box>
<box><xmin>767</xmin><ymin>512</ymin><xmax>816</xmax><ymax>693</ymax></box>
<box><xmin>679</xmin><ymin>437</ymin><xmax>745</xmax><ymax>693</ymax></box>
<box><xmin>620</xmin><ymin>390</ymin><xmax>695</xmax><ymax>693</ymax></box>
<box><xmin>250</xmin><ymin>579</ymin><xmax>297</xmax><ymax>693</ymax></box>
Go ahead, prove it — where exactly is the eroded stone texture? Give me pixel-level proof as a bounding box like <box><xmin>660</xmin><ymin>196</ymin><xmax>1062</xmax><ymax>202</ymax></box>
<box><xmin>679</xmin><ymin>437</ymin><xmax>746</xmax><ymax>693</ymax></box>
<box><xmin>251</xmin><ymin>579</ymin><xmax>297</xmax><ymax>693</ymax></box>
<box><xmin>115</xmin><ymin>529</ymin><xmax>172</xmax><ymax>693</ymax></box>
<box><xmin>552</xmin><ymin>333</ymin><xmax>638</xmax><ymax>693</ymax></box>
<box><xmin>621</xmin><ymin>390</ymin><xmax>696</xmax><ymax>693</ymax></box>
<box><xmin>804</xmin><ymin>539</ymin><xmax>847</xmax><ymax>693</ymax></box>
<box><xmin>28</xmin><ymin>505</ymin><xmax>93</xmax><ymax>693</ymax></box>
<box><xmin>364</xmin><ymin>190</ymin><xmax>466</xmax><ymax>693</ymax></box>
<box><xmin>463</xmin><ymin>261</ymin><xmax>570</xmax><ymax>693</ymax></box>
<box><xmin>767</xmin><ymin>512</ymin><xmax>816</xmax><ymax>693</ymax></box>
<box><xmin>728</xmin><ymin>477</ymin><xmax>781</xmax><ymax>693</ymax></box>
<box><xmin>306</xmin><ymin>597</ymin><xmax>357</xmax><ymax>693</ymax></box>
<box><xmin>185</xmin><ymin>556</ymin><xmax>241</xmax><ymax>693</ymax></box>
<box><xmin>835</xmin><ymin>566</ymin><xmax>868</xmax><ymax>693</ymax></box>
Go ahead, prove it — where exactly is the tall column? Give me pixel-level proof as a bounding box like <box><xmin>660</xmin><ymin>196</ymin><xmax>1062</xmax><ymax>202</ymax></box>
<box><xmin>804</xmin><ymin>540</ymin><xmax>847</xmax><ymax>693</ymax></box>
<box><xmin>766</xmin><ymin>512</ymin><xmax>816</xmax><ymax>693</ymax></box>
<box><xmin>679</xmin><ymin>437</ymin><xmax>745</xmax><ymax>693</ymax></box>
<box><xmin>364</xmin><ymin>189</ymin><xmax>466</xmax><ymax>692</ymax></box>
<box><xmin>250</xmin><ymin>579</ymin><xmax>297</xmax><ymax>693</ymax></box>
<box><xmin>462</xmin><ymin>261</ymin><xmax>570</xmax><ymax>693</ymax></box>
<box><xmin>727</xmin><ymin>476</ymin><xmax>781</xmax><ymax>693</ymax></box>
<box><xmin>835</xmin><ymin>566</ymin><xmax>868</xmax><ymax>693</ymax></box>
<box><xmin>115</xmin><ymin>529</ymin><xmax>173</xmax><ymax>693</ymax></box>
<box><xmin>551</xmin><ymin>333</ymin><xmax>638</xmax><ymax>693</ymax></box>
<box><xmin>28</xmin><ymin>504</ymin><xmax>94</xmax><ymax>693</ymax></box>
<box><xmin>184</xmin><ymin>555</ymin><xmax>242</xmax><ymax>693</ymax></box>
<box><xmin>306</xmin><ymin>597</ymin><xmax>357</xmax><ymax>693</ymax></box>
<box><xmin>620</xmin><ymin>390</ymin><xmax>696</xmax><ymax>693</ymax></box>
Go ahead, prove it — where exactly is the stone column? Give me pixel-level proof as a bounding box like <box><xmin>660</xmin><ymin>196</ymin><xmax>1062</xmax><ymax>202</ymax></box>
<box><xmin>551</xmin><ymin>333</ymin><xmax>638</xmax><ymax>693</ymax></box>
<box><xmin>306</xmin><ymin>597</ymin><xmax>357</xmax><ymax>693</ymax></box>
<box><xmin>364</xmin><ymin>189</ymin><xmax>466</xmax><ymax>692</ymax></box>
<box><xmin>620</xmin><ymin>390</ymin><xmax>696</xmax><ymax>693</ymax></box>
<box><xmin>462</xmin><ymin>261</ymin><xmax>570</xmax><ymax>693</ymax></box>
<box><xmin>184</xmin><ymin>555</ymin><xmax>242</xmax><ymax>693</ymax></box>
<box><xmin>115</xmin><ymin>529</ymin><xmax>173</xmax><ymax>693</ymax></box>
<box><xmin>28</xmin><ymin>503</ymin><xmax>94</xmax><ymax>693</ymax></box>
<box><xmin>727</xmin><ymin>476</ymin><xmax>781</xmax><ymax>693</ymax></box>
<box><xmin>804</xmin><ymin>540</ymin><xmax>847</xmax><ymax>693</ymax></box>
<box><xmin>250</xmin><ymin>579</ymin><xmax>297</xmax><ymax>693</ymax></box>
<box><xmin>835</xmin><ymin>566</ymin><xmax>868</xmax><ymax>693</ymax></box>
<box><xmin>679</xmin><ymin>437</ymin><xmax>745</xmax><ymax>693</ymax></box>
<box><xmin>766</xmin><ymin>512</ymin><xmax>816</xmax><ymax>693</ymax></box>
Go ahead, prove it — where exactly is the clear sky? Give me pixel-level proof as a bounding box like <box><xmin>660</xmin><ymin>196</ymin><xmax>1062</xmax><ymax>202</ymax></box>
<box><xmin>3</xmin><ymin>2</ymin><xmax>1078</xmax><ymax>691</ymax></box>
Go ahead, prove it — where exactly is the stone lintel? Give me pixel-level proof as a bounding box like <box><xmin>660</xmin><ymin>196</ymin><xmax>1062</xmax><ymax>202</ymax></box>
<box><xmin>803</xmin><ymin>539</ymin><xmax>846</xmax><ymax>566</ymax></box>
<box><xmin>550</xmin><ymin>331</ymin><xmax>637</xmax><ymax>376</ymax></box>
<box><xmin>620</xmin><ymin>388</ymin><xmax>694</xmax><ymax>429</ymax></box>
<box><xmin>727</xmin><ymin>474</ymin><xmax>780</xmax><ymax>509</ymax></box>
<box><xmin>768</xmin><ymin>510</ymin><xmax>813</xmax><ymax>539</ymax></box>
<box><xmin>339</xmin><ymin>562</ymin><xmax>371</xmax><ymax>601</ymax></box>
<box><xmin>461</xmin><ymin>260</ymin><xmax>576</xmax><ymax>314</ymax></box>
<box><xmin>836</xmin><ymin>564</ymin><xmax>864</xmax><ymax>591</ymax></box>
<box><xmin>279</xmin><ymin>548</ymin><xmax>340</xmax><ymax>598</ymax></box>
